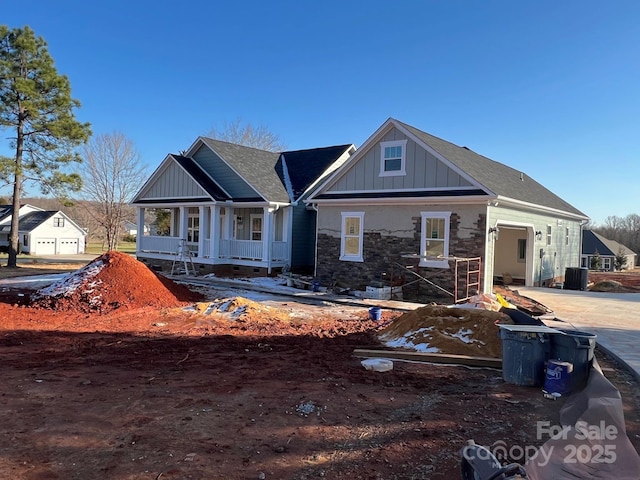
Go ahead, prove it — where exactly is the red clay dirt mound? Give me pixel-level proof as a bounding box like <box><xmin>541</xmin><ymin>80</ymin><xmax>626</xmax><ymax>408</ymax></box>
<box><xmin>32</xmin><ymin>251</ymin><xmax>202</xmax><ymax>313</ymax></box>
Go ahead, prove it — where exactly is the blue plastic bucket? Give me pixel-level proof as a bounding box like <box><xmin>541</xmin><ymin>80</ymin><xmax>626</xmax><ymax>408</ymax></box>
<box><xmin>543</xmin><ymin>359</ymin><xmax>573</xmax><ymax>395</ymax></box>
<box><xmin>369</xmin><ymin>307</ymin><xmax>382</xmax><ymax>321</ymax></box>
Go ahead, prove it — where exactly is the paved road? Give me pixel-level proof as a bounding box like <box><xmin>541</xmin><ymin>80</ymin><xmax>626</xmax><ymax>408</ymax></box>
<box><xmin>517</xmin><ymin>287</ymin><xmax>640</xmax><ymax>380</ymax></box>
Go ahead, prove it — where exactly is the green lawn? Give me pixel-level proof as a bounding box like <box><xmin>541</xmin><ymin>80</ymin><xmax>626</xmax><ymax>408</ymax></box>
<box><xmin>85</xmin><ymin>241</ymin><xmax>136</xmax><ymax>254</ymax></box>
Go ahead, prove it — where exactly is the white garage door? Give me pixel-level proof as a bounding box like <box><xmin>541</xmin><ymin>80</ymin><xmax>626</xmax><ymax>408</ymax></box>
<box><xmin>59</xmin><ymin>239</ymin><xmax>79</xmax><ymax>254</ymax></box>
<box><xmin>36</xmin><ymin>238</ymin><xmax>56</xmax><ymax>255</ymax></box>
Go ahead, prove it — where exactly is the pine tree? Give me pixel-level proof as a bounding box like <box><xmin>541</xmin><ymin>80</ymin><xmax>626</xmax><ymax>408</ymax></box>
<box><xmin>0</xmin><ymin>25</ymin><xmax>91</xmax><ymax>267</ymax></box>
<box><xmin>614</xmin><ymin>246</ymin><xmax>628</xmax><ymax>271</ymax></box>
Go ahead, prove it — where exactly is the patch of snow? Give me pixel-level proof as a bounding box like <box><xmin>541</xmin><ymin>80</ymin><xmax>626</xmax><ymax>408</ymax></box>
<box><xmin>381</xmin><ymin>327</ymin><xmax>440</xmax><ymax>353</ymax></box>
<box><xmin>35</xmin><ymin>260</ymin><xmax>105</xmax><ymax>297</ymax></box>
<box><xmin>446</xmin><ymin>328</ymin><xmax>485</xmax><ymax>346</ymax></box>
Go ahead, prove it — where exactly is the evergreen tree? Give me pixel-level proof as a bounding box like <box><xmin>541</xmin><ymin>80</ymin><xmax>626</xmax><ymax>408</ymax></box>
<box><xmin>0</xmin><ymin>25</ymin><xmax>91</xmax><ymax>267</ymax></box>
<box><xmin>615</xmin><ymin>246</ymin><xmax>628</xmax><ymax>271</ymax></box>
<box><xmin>590</xmin><ymin>250</ymin><xmax>602</xmax><ymax>271</ymax></box>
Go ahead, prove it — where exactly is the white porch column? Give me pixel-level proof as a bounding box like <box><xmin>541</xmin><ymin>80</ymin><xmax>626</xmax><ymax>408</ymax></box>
<box><xmin>136</xmin><ymin>207</ymin><xmax>145</xmax><ymax>253</ymax></box>
<box><xmin>211</xmin><ymin>205</ymin><xmax>220</xmax><ymax>259</ymax></box>
<box><xmin>283</xmin><ymin>206</ymin><xmax>292</xmax><ymax>265</ymax></box>
<box><xmin>198</xmin><ymin>206</ymin><xmax>206</xmax><ymax>258</ymax></box>
<box><xmin>179</xmin><ymin>207</ymin><xmax>188</xmax><ymax>241</ymax></box>
<box><xmin>263</xmin><ymin>206</ymin><xmax>273</xmax><ymax>272</ymax></box>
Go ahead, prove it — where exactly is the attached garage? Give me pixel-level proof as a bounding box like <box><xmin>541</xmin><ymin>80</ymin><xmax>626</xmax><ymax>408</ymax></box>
<box><xmin>59</xmin><ymin>239</ymin><xmax>79</xmax><ymax>254</ymax></box>
<box><xmin>35</xmin><ymin>238</ymin><xmax>56</xmax><ymax>255</ymax></box>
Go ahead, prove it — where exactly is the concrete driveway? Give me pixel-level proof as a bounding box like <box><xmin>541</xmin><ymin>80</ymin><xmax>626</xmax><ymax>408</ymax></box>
<box><xmin>517</xmin><ymin>287</ymin><xmax>640</xmax><ymax>379</ymax></box>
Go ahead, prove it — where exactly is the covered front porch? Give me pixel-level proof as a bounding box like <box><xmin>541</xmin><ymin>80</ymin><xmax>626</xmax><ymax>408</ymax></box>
<box><xmin>135</xmin><ymin>203</ymin><xmax>291</xmax><ymax>274</ymax></box>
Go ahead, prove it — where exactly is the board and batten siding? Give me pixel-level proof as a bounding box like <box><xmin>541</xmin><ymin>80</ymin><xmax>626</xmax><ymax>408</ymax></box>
<box><xmin>192</xmin><ymin>145</ymin><xmax>257</xmax><ymax>198</ymax></box>
<box><xmin>326</xmin><ymin>127</ymin><xmax>473</xmax><ymax>192</ymax></box>
<box><xmin>139</xmin><ymin>160</ymin><xmax>208</xmax><ymax>200</ymax></box>
<box><xmin>486</xmin><ymin>205</ymin><xmax>583</xmax><ymax>287</ymax></box>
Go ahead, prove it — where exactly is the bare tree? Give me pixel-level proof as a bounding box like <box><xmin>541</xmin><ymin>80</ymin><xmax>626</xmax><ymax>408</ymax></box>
<box><xmin>206</xmin><ymin>119</ymin><xmax>286</xmax><ymax>152</ymax></box>
<box><xmin>79</xmin><ymin>132</ymin><xmax>147</xmax><ymax>251</ymax></box>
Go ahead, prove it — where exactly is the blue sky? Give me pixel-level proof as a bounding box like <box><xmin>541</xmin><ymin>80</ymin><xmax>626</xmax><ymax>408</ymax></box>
<box><xmin>3</xmin><ymin>1</ymin><xmax>639</xmax><ymax>224</ymax></box>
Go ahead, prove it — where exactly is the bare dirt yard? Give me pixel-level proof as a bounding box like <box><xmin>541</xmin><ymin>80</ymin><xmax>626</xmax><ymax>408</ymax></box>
<box><xmin>0</xmin><ymin>254</ymin><xmax>639</xmax><ymax>479</ymax></box>
<box><xmin>588</xmin><ymin>269</ymin><xmax>640</xmax><ymax>292</ymax></box>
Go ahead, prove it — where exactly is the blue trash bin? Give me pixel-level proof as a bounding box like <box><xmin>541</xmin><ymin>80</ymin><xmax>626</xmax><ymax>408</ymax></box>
<box><xmin>550</xmin><ymin>329</ymin><xmax>596</xmax><ymax>393</ymax></box>
<box><xmin>500</xmin><ymin>327</ymin><xmax>550</xmax><ymax>386</ymax></box>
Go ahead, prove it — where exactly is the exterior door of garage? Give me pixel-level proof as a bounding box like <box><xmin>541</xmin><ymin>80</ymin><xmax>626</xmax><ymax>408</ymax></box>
<box><xmin>59</xmin><ymin>239</ymin><xmax>78</xmax><ymax>254</ymax></box>
<box><xmin>36</xmin><ymin>238</ymin><xmax>56</xmax><ymax>255</ymax></box>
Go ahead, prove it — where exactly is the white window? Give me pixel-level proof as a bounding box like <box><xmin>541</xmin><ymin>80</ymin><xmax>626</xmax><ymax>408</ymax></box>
<box><xmin>517</xmin><ymin>239</ymin><xmax>526</xmax><ymax>262</ymax></box>
<box><xmin>546</xmin><ymin>225</ymin><xmax>552</xmax><ymax>246</ymax></box>
<box><xmin>250</xmin><ymin>214</ymin><xmax>263</xmax><ymax>241</ymax></box>
<box><xmin>603</xmin><ymin>258</ymin><xmax>611</xmax><ymax>271</ymax></box>
<box><xmin>379</xmin><ymin>139</ymin><xmax>407</xmax><ymax>176</ymax></box>
<box><xmin>54</xmin><ymin>217</ymin><xmax>65</xmax><ymax>227</ymax></box>
<box><xmin>565</xmin><ymin>226</ymin><xmax>570</xmax><ymax>246</ymax></box>
<box><xmin>420</xmin><ymin>212</ymin><xmax>451</xmax><ymax>268</ymax></box>
<box><xmin>340</xmin><ymin>212</ymin><xmax>364</xmax><ymax>262</ymax></box>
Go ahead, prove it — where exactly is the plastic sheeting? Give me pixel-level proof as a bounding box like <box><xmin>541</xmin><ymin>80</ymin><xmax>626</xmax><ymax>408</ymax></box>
<box><xmin>525</xmin><ymin>359</ymin><xmax>640</xmax><ymax>479</ymax></box>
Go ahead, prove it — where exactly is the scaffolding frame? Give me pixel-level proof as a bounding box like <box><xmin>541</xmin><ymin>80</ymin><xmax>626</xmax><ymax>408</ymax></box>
<box><xmin>393</xmin><ymin>254</ymin><xmax>482</xmax><ymax>303</ymax></box>
<box><xmin>454</xmin><ymin>257</ymin><xmax>482</xmax><ymax>303</ymax></box>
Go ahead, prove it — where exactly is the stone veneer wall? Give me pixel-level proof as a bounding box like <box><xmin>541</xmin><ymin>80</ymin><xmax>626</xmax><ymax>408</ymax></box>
<box><xmin>316</xmin><ymin>212</ymin><xmax>486</xmax><ymax>303</ymax></box>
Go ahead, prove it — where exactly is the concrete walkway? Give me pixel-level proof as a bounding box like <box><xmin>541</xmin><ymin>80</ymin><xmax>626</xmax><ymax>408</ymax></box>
<box><xmin>516</xmin><ymin>287</ymin><xmax>640</xmax><ymax>380</ymax></box>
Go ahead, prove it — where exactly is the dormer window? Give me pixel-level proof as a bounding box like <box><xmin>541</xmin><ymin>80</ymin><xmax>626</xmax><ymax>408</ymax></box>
<box><xmin>379</xmin><ymin>140</ymin><xmax>407</xmax><ymax>176</ymax></box>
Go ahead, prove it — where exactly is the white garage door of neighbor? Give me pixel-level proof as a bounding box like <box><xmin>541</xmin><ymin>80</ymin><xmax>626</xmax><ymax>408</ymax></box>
<box><xmin>36</xmin><ymin>238</ymin><xmax>56</xmax><ymax>255</ymax></box>
<box><xmin>59</xmin><ymin>238</ymin><xmax>79</xmax><ymax>254</ymax></box>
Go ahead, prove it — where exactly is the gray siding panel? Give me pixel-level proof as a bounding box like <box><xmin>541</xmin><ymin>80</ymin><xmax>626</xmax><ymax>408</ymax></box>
<box><xmin>192</xmin><ymin>145</ymin><xmax>256</xmax><ymax>198</ymax></box>
<box><xmin>140</xmin><ymin>161</ymin><xmax>208</xmax><ymax>199</ymax></box>
<box><xmin>327</xmin><ymin>127</ymin><xmax>472</xmax><ymax>192</ymax></box>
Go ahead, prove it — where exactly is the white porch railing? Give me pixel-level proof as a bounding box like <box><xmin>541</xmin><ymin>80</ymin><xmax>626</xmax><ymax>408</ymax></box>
<box><xmin>139</xmin><ymin>236</ymin><xmax>181</xmax><ymax>254</ymax></box>
<box><xmin>219</xmin><ymin>239</ymin><xmax>263</xmax><ymax>260</ymax></box>
<box><xmin>140</xmin><ymin>236</ymin><xmax>288</xmax><ymax>263</ymax></box>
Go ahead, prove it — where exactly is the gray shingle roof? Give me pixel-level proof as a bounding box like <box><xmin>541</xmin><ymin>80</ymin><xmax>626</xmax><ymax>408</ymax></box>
<box><xmin>17</xmin><ymin>211</ymin><xmax>57</xmax><ymax>232</ymax></box>
<box><xmin>0</xmin><ymin>205</ymin><xmax>12</xmax><ymax>222</ymax></box>
<box><xmin>199</xmin><ymin>138</ymin><xmax>288</xmax><ymax>203</ymax></box>
<box><xmin>582</xmin><ymin>230</ymin><xmax>636</xmax><ymax>256</ymax></box>
<box><xmin>396</xmin><ymin>120</ymin><xmax>587</xmax><ymax>217</ymax></box>
<box><xmin>277</xmin><ymin>144</ymin><xmax>353</xmax><ymax>201</ymax></box>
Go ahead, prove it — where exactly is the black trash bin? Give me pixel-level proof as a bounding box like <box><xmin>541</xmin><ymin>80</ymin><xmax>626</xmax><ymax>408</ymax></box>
<box><xmin>550</xmin><ymin>329</ymin><xmax>597</xmax><ymax>392</ymax></box>
<box><xmin>565</xmin><ymin>267</ymin><xmax>588</xmax><ymax>290</ymax></box>
<box><xmin>500</xmin><ymin>326</ymin><xmax>550</xmax><ymax>386</ymax></box>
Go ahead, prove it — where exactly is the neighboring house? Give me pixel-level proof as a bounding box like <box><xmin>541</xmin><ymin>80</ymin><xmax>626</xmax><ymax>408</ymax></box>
<box><xmin>581</xmin><ymin>230</ymin><xmax>637</xmax><ymax>271</ymax></box>
<box><xmin>306</xmin><ymin>118</ymin><xmax>589</xmax><ymax>300</ymax></box>
<box><xmin>0</xmin><ymin>205</ymin><xmax>86</xmax><ymax>255</ymax></box>
<box><xmin>131</xmin><ymin>138</ymin><xmax>355</xmax><ymax>275</ymax></box>
<box><xmin>123</xmin><ymin>220</ymin><xmax>148</xmax><ymax>237</ymax></box>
